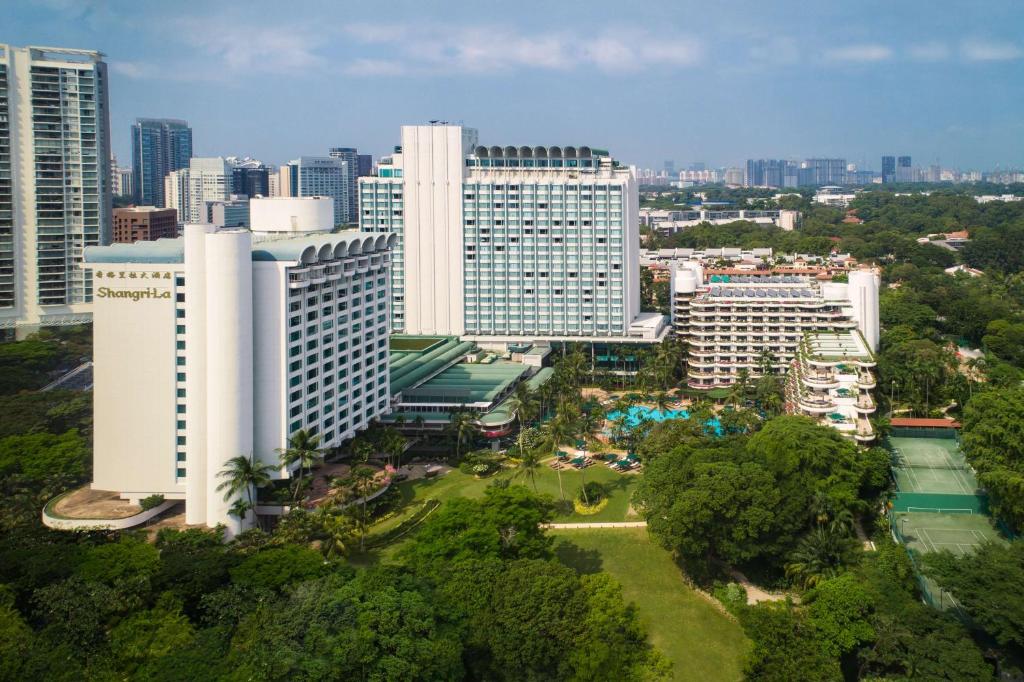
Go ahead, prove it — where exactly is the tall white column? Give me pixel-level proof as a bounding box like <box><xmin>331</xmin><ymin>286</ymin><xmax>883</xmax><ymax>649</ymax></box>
<box><xmin>183</xmin><ymin>224</ymin><xmax>211</xmax><ymax>525</ymax></box>
<box><xmin>204</xmin><ymin>230</ymin><xmax>254</xmax><ymax>536</ymax></box>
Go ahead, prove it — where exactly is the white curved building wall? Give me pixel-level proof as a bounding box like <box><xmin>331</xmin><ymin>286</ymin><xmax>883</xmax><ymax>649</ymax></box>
<box><xmin>183</xmin><ymin>225</ymin><xmax>211</xmax><ymax>524</ymax></box>
<box><xmin>673</xmin><ymin>269</ymin><xmax>697</xmax><ymax>294</ymax></box>
<box><xmin>847</xmin><ymin>271</ymin><xmax>880</xmax><ymax>351</ymax></box>
<box><xmin>250</xmin><ymin>196</ymin><xmax>334</xmax><ymax>233</ymax></box>
<box><xmin>203</xmin><ymin>231</ymin><xmax>254</xmax><ymax>535</ymax></box>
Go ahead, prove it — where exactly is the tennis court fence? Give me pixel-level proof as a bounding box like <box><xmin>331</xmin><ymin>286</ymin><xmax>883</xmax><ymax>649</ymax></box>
<box><xmin>890</xmin><ymin>519</ymin><xmax>967</xmax><ymax>615</ymax></box>
<box><xmin>891</xmin><ymin>491</ymin><xmax>989</xmax><ymax>514</ymax></box>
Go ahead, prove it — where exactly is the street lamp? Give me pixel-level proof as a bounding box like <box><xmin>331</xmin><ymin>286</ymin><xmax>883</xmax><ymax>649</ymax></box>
<box><xmin>890</xmin><ymin>380</ymin><xmax>896</xmax><ymax>418</ymax></box>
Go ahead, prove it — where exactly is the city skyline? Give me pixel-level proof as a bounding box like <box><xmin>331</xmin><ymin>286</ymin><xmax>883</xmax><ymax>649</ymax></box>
<box><xmin>7</xmin><ymin>0</ymin><xmax>1024</xmax><ymax>170</ymax></box>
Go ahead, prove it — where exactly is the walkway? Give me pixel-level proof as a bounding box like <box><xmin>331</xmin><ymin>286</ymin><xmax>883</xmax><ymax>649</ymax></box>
<box><xmin>545</xmin><ymin>521</ymin><xmax>648</xmax><ymax>529</ymax></box>
<box><xmin>726</xmin><ymin>568</ymin><xmax>793</xmax><ymax>605</ymax></box>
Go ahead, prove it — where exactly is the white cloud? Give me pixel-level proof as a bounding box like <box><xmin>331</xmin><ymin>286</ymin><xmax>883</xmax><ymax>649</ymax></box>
<box><xmin>109</xmin><ymin>61</ymin><xmax>149</xmax><ymax>79</ymax></box>
<box><xmin>961</xmin><ymin>39</ymin><xmax>1022</xmax><ymax>61</ymax></box>
<box><xmin>907</xmin><ymin>42</ymin><xmax>949</xmax><ymax>61</ymax></box>
<box><xmin>340</xmin><ymin>23</ymin><xmax>704</xmax><ymax>76</ymax></box>
<box><xmin>344</xmin><ymin>59</ymin><xmax>410</xmax><ymax>77</ymax></box>
<box><xmin>824</xmin><ymin>44</ymin><xmax>893</xmax><ymax>62</ymax></box>
<box><xmin>172</xmin><ymin>17</ymin><xmax>329</xmax><ymax>73</ymax></box>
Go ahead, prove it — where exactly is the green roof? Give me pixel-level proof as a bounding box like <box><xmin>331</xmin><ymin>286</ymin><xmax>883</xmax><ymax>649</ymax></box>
<box><xmin>84</xmin><ymin>238</ymin><xmax>184</xmax><ymax>264</ymax></box>
<box><xmin>85</xmin><ymin>229</ymin><xmax>389</xmax><ymax>265</ymax></box>
<box><xmin>404</xmin><ymin>361</ymin><xmax>527</xmax><ymax>404</ymax></box>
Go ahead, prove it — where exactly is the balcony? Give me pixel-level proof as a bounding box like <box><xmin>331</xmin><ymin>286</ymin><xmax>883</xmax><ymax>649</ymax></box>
<box><xmin>857</xmin><ymin>371</ymin><xmax>876</xmax><ymax>389</ymax></box>
<box><xmin>855</xmin><ymin>395</ymin><xmax>876</xmax><ymax>414</ymax></box>
<box><xmin>800</xmin><ymin>372</ymin><xmax>839</xmax><ymax>390</ymax></box>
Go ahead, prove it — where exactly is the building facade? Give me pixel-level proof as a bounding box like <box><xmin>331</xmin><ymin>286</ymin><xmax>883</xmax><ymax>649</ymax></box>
<box><xmin>357</xmin><ymin>154</ymin><xmax>373</xmax><ymax>177</ymax></box>
<box><xmin>164</xmin><ymin>157</ymin><xmax>232</xmax><ymax>225</ymax></box>
<box><xmin>230</xmin><ymin>158</ymin><xmax>269</xmax><ymax>198</ymax></box>
<box><xmin>287</xmin><ymin>156</ymin><xmax>348</xmax><ymax>226</ymax></box>
<box><xmin>83</xmin><ymin>197</ymin><xmax>395</xmax><ymax>534</ymax></box>
<box><xmin>360</xmin><ymin>124</ymin><xmax>656</xmax><ymax>346</ymax></box>
<box><xmin>881</xmin><ymin>155</ymin><xmax>896</xmax><ymax>184</ymax></box>
<box><xmin>207</xmin><ymin>196</ymin><xmax>249</xmax><ymax>228</ymax></box>
<box><xmin>0</xmin><ymin>44</ymin><xmax>112</xmax><ymax>332</ymax></box>
<box><xmin>112</xmin><ymin>206</ymin><xmax>177</xmax><ymax>243</ymax></box>
<box><xmin>328</xmin><ymin>147</ymin><xmax>359</xmax><ymax>223</ymax></box>
<box><xmin>130</xmin><ymin>118</ymin><xmax>191</xmax><ymax>207</ymax></box>
<box><xmin>672</xmin><ymin>265</ymin><xmax>879</xmax><ymax>390</ymax></box>
<box><xmin>112</xmin><ymin>165</ymin><xmax>133</xmax><ymax>198</ymax></box>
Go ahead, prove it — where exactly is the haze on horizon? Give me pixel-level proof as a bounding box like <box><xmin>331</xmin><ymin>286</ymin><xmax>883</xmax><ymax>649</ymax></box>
<box><xmin>7</xmin><ymin>0</ymin><xmax>1024</xmax><ymax>170</ymax></box>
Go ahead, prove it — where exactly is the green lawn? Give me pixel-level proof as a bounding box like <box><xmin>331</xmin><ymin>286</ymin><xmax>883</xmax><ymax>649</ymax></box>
<box><xmin>374</xmin><ymin>464</ymin><xmax>640</xmax><ymax>531</ymax></box>
<box><xmin>552</xmin><ymin>528</ymin><xmax>749</xmax><ymax>682</ymax></box>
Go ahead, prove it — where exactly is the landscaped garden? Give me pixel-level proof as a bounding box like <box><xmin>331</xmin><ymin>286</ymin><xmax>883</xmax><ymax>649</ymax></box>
<box><xmin>552</xmin><ymin>528</ymin><xmax>749</xmax><ymax>682</ymax></box>
<box><xmin>371</xmin><ymin>463</ymin><xmax>641</xmax><ymax>532</ymax></box>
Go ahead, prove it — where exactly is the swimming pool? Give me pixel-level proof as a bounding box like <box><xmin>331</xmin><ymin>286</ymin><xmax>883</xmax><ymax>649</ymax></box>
<box><xmin>606</xmin><ymin>405</ymin><xmax>723</xmax><ymax>435</ymax></box>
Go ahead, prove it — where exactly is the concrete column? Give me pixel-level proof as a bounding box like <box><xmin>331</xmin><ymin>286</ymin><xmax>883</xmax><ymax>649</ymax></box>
<box><xmin>204</xmin><ymin>230</ymin><xmax>254</xmax><ymax>536</ymax></box>
<box><xmin>183</xmin><ymin>224</ymin><xmax>211</xmax><ymax>525</ymax></box>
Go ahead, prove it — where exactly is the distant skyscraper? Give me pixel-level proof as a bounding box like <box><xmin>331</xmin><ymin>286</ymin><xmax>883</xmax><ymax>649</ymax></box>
<box><xmin>230</xmin><ymin>159</ymin><xmax>269</xmax><ymax>197</ymax></box>
<box><xmin>805</xmin><ymin>158</ymin><xmax>847</xmax><ymax>186</ymax></box>
<box><xmin>131</xmin><ymin>118</ymin><xmax>191</xmax><ymax>207</ymax></box>
<box><xmin>287</xmin><ymin>157</ymin><xmax>347</xmax><ymax>225</ymax></box>
<box><xmin>0</xmin><ymin>44</ymin><xmax>112</xmax><ymax>332</ymax></box>
<box><xmin>746</xmin><ymin>159</ymin><xmax>787</xmax><ymax>187</ymax></box>
<box><xmin>896</xmin><ymin>155</ymin><xmax>913</xmax><ymax>182</ymax></box>
<box><xmin>111</xmin><ymin>164</ymin><xmax>133</xmax><ymax>198</ymax></box>
<box><xmin>328</xmin><ymin>147</ymin><xmax>359</xmax><ymax>223</ymax></box>
<box><xmin>724</xmin><ymin>167</ymin><xmax>744</xmax><ymax>185</ymax></box>
<box><xmin>164</xmin><ymin>157</ymin><xmax>231</xmax><ymax>224</ymax></box>
<box><xmin>881</xmin><ymin>156</ymin><xmax>896</xmax><ymax>184</ymax></box>
<box><xmin>357</xmin><ymin>154</ymin><xmax>373</xmax><ymax>177</ymax></box>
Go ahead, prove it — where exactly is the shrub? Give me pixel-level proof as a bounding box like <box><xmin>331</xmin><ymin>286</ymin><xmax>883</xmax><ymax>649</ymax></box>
<box><xmin>712</xmin><ymin>582</ymin><xmax>749</xmax><ymax>618</ymax></box>
<box><xmin>140</xmin><ymin>494</ymin><xmax>165</xmax><ymax>511</ymax></box>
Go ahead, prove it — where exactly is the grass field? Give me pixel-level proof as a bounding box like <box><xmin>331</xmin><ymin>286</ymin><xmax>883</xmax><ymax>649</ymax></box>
<box><xmin>377</xmin><ymin>464</ymin><xmax>641</xmax><ymax>530</ymax></box>
<box><xmin>552</xmin><ymin>528</ymin><xmax>749</xmax><ymax>682</ymax></box>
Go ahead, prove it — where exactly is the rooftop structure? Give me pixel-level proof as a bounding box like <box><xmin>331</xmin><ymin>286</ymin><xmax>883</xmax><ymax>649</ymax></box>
<box><xmin>384</xmin><ymin>335</ymin><xmax>552</xmax><ymax>438</ymax></box>
<box><xmin>640</xmin><ymin>208</ymin><xmax>799</xmax><ymax>233</ymax></box>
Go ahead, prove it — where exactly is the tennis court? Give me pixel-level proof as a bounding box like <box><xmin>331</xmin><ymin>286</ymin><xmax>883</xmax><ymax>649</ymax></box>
<box><xmin>893</xmin><ymin>512</ymin><xmax>1004</xmax><ymax>557</ymax></box>
<box><xmin>889</xmin><ymin>436</ymin><xmax>979</xmax><ymax>495</ymax></box>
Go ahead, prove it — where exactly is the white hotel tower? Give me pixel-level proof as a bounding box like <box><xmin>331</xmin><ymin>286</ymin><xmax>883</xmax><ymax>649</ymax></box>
<box><xmin>359</xmin><ymin>123</ymin><xmax>664</xmax><ymax>346</ymax></box>
<box><xmin>83</xmin><ymin>198</ymin><xmax>394</xmax><ymax>534</ymax></box>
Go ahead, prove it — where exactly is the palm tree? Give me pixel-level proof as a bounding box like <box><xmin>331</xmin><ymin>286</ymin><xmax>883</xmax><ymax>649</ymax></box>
<box><xmin>412</xmin><ymin>414</ymin><xmax>426</xmax><ymax>436</ymax></box>
<box><xmin>319</xmin><ymin>512</ymin><xmax>355</xmax><ymax>560</ymax></box>
<box><xmin>228</xmin><ymin>498</ymin><xmax>252</xmax><ymax>521</ymax></box>
<box><xmin>654</xmin><ymin>390</ymin><xmax>672</xmax><ymax>413</ymax></box>
<box><xmin>544</xmin><ymin>415</ymin><xmax>574</xmax><ymax>501</ymax></box>
<box><xmin>350</xmin><ymin>438</ymin><xmax>375</xmax><ymax>464</ymax></box>
<box><xmin>349</xmin><ymin>465</ymin><xmax>378</xmax><ymax>551</ymax></box>
<box><xmin>381</xmin><ymin>429</ymin><xmax>407</xmax><ymax>469</ymax></box>
<box><xmin>446</xmin><ymin>409</ymin><xmax>477</xmax><ymax>461</ymax></box>
<box><xmin>515</xmin><ymin>447</ymin><xmax>542</xmax><ymax>492</ymax></box>
<box><xmin>784</xmin><ymin>525</ymin><xmax>851</xmax><ymax>589</ymax></box>
<box><xmin>217</xmin><ymin>454</ymin><xmax>275</xmax><ymax>527</ymax></box>
<box><xmin>277</xmin><ymin>429</ymin><xmax>323</xmax><ymax>504</ymax></box>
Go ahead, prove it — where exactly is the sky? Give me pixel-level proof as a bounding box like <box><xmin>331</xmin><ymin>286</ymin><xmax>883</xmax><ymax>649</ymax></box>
<box><xmin>7</xmin><ymin>0</ymin><xmax>1024</xmax><ymax>170</ymax></box>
